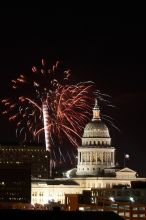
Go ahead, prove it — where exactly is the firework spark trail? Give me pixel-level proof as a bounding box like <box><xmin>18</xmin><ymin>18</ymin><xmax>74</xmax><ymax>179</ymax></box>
<box><xmin>1</xmin><ymin>59</ymin><xmax>96</xmax><ymax>176</ymax></box>
<box><xmin>58</xmin><ymin>147</ymin><xmax>66</xmax><ymax>163</ymax></box>
<box><xmin>67</xmin><ymin>151</ymin><xmax>73</xmax><ymax>164</ymax></box>
<box><xmin>102</xmin><ymin>115</ymin><xmax>120</xmax><ymax>132</ymax></box>
<box><xmin>42</xmin><ymin>102</ymin><xmax>50</xmax><ymax>151</ymax></box>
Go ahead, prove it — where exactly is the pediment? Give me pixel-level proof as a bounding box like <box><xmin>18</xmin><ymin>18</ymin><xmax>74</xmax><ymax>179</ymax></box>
<box><xmin>116</xmin><ymin>167</ymin><xmax>136</xmax><ymax>174</ymax></box>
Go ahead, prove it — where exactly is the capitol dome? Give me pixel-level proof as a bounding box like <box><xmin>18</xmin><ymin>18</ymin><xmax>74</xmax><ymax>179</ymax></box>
<box><xmin>77</xmin><ymin>99</ymin><xmax>115</xmax><ymax>177</ymax></box>
<box><xmin>83</xmin><ymin>120</ymin><xmax>110</xmax><ymax>138</ymax></box>
<box><xmin>83</xmin><ymin>99</ymin><xmax>110</xmax><ymax>138</ymax></box>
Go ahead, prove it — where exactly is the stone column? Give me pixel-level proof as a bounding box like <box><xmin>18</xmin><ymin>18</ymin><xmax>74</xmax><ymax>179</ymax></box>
<box><xmin>106</xmin><ymin>152</ymin><xmax>108</xmax><ymax>165</ymax></box>
<box><xmin>90</xmin><ymin>152</ymin><xmax>92</xmax><ymax>165</ymax></box>
<box><xmin>85</xmin><ymin>152</ymin><xmax>87</xmax><ymax>165</ymax></box>
<box><xmin>107</xmin><ymin>153</ymin><xmax>109</xmax><ymax>165</ymax></box>
<box><xmin>111</xmin><ymin>152</ymin><xmax>113</xmax><ymax>166</ymax></box>
<box><xmin>113</xmin><ymin>151</ymin><xmax>115</xmax><ymax>166</ymax></box>
<box><xmin>109</xmin><ymin>153</ymin><xmax>110</xmax><ymax>165</ymax></box>
<box><xmin>101</xmin><ymin>152</ymin><xmax>103</xmax><ymax>164</ymax></box>
<box><xmin>81</xmin><ymin>152</ymin><xmax>83</xmax><ymax>165</ymax></box>
<box><xmin>78</xmin><ymin>151</ymin><xmax>80</xmax><ymax>165</ymax></box>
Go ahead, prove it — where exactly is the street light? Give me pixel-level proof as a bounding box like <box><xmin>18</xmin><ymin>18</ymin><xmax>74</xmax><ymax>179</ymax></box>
<box><xmin>109</xmin><ymin>197</ymin><xmax>115</xmax><ymax>202</ymax></box>
<box><xmin>129</xmin><ymin>197</ymin><xmax>134</xmax><ymax>202</ymax></box>
<box><xmin>124</xmin><ymin>154</ymin><xmax>130</xmax><ymax>167</ymax></box>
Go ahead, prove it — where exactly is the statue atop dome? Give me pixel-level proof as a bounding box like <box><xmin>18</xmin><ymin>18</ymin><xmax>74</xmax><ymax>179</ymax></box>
<box><xmin>92</xmin><ymin>99</ymin><xmax>101</xmax><ymax>121</ymax></box>
<box><xmin>83</xmin><ymin>99</ymin><xmax>110</xmax><ymax>139</ymax></box>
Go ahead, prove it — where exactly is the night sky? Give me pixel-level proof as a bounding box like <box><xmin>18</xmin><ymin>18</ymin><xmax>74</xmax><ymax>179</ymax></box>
<box><xmin>0</xmin><ymin>10</ymin><xmax>146</xmax><ymax>175</ymax></box>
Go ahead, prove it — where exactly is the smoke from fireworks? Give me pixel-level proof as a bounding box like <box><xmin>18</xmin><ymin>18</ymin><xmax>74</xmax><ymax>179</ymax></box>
<box><xmin>1</xmin><ymin>59</ymin><xmax>119</xmax><ymax>175</ymax></box>
<box><xmin>1</xmin><ymin>59</ymin><xmax>98</xmax><ymax>171</ymax></box>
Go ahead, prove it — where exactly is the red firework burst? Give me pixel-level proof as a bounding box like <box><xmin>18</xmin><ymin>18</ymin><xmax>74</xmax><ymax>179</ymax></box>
<box><xmin>1</xmin><ymin>59</ymin><xmax>96</xmax><ymax>150</ymax></box>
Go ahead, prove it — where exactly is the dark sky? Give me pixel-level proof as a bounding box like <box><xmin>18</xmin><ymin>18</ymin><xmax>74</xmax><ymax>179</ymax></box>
<box><xmin>0</xmin><ymin>10</ymin><xmax>146</xmax><ymax>175</ymax></box>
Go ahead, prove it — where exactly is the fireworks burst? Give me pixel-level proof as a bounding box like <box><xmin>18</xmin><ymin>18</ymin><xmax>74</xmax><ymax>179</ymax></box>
<box><xmin>1</xmin><ymin>59</ymin><xmax>97</xmax><ymax>176</ymax></box>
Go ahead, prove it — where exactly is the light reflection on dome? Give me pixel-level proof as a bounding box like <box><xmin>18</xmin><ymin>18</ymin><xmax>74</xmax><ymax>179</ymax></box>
<box><xmin>83</xmin><ymin>121</ymin><xmax>110</xmax><ymax>138</ymax></box>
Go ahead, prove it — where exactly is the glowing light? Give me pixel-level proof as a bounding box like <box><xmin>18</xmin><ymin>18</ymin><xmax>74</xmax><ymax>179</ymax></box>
<box><xmin>109</xmin><ymin>197</ymin><xmax>115</xmax><ymax>202</ymax></box>
<box><xmin>129</xmin><ymin>197</ymin><xmax>134</xmax><ymax>202</ymax></box>
<box><xmin>1</xmin><ymin>59</ymin><xmax>97</xmax><ymax>176</ymax></box>
<box><xmin>125</xmin><ymin>154</ymin><xmax>130</xmax><ymax>159</ymax></box>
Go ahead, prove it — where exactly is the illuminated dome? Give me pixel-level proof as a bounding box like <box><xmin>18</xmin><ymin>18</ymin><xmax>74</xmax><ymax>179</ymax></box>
<box><xmin>77</xmin><ymin>99</ymin><xmax>115</xmax><ymax>177</ymax></box>
<box><xmin>83</xmin><ymin>120</ymin><xmax>110</xmax><ymax>138</ymax></box>
<box><xmin>83</xmin><ymin>99</ymin><xmax>110</xmax><ymax>138</ymax></box>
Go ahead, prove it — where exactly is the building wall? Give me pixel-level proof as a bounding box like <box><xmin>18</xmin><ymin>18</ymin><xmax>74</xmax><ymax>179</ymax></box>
<box><xmin>0</xmin><ymin>164</ymin><xmax>31</xmax><ymax>203</ymax></box>
<box><xmin>77</xmin><ymin>147</ymin><xmax>115</xmax><ymax>176</ymax></box>
<box><xmin>65</xmin><ymin>193</ymin><xmax>146</xmax><ymax>219</ymax></box>
<box><xmin>0</xmin><ymin>145</ymin><xmax>49</xmax><ymax>179</ymax></box>
<box><xmin>31</xmin><ymin>177</ymin><xmax>146</xmax><ymax>205</ymax></box>
<box><xmin>31</xmin><ymin>183</ymin><xmax>82</xmax><ymax>205</ymax></box>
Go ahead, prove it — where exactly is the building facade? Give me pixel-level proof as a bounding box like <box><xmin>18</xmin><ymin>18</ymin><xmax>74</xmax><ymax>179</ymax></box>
<box><xmin>0</xmin><ymin>145</ymin><xmax>49</xmax><ymax>179</ymax></box>
<box><xmin>65</xmin><ymin>190</ymin><xmax>146</xmax><ymax>219</ymax></box>
<box><xmin>0</xmin><ymin>163</ymin><xmax>31</xmax><ymax>203</ymax></box>
<box><xmin>31</xmin><ymin>174</ymin><xmax>146</xmax><ymax>205</ymax></box>
<box><xmin>77</xmin><ymin>99</ymin><xmax>115</xmax><ymax>176</ymax></box>
<box><xmin>31</xmin><ymin>100</ymin><xmax>146</xmax><ymax>205</ymax></box>
<box><xmin>1</xmin><ymin>100</ymin><xmax>145</xmax><ymax>206</ymax></box>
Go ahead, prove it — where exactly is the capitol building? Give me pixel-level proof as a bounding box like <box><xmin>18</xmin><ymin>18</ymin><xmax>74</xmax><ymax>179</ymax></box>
<box><xmin>77</xmin><ymin>99</ymin><xmax>115</xmax><ymax>176</ymax></box>
<box><xmin>31</xmin><ymin>100</ymin><xmax>146</xmax><ymax>205</ymax></box>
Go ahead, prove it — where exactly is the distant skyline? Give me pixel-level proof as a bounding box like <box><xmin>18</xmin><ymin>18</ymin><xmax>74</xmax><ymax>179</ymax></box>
<box><xmin>0</xmin><ymin>11</ymin><xmax>145</xmax><ymax>175</ymax></box>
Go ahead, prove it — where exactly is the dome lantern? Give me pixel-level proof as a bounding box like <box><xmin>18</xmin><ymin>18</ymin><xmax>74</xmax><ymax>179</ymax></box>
<box><xmin>82</xmin><ymin>99</ymin><xmax>110</xmax><ymax>139</ymax></box>
<box><xmin>92</xmin><ymin>99</ymin><xmax>100</xmax><ymax>121</ymax></box>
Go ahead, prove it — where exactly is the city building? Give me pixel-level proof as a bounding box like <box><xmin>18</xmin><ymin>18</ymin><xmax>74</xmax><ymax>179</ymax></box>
<box><xmin>0</xmin><ymin>145</ymin><xmax>49</xmax><ymax>179</ymax></box>
<box><xmin>0</xmin><ymin>99</ymin><xmax>145</xmax><ymax>206</ymax></box>
<box><xmin>77</xmin><ymin>99</ymin><xmax>115</xmax><ymax>176</ymax></box>
<box><xmin>65</xmin><ymin>189</ymin><xmax>146</xmax><ymax>219</ymax></box>
<box><xmin>0</xmin><ymin>163</ymin><xmax>31</xmax><ymax>203</ymax></box>
<box><xmin>31</xmin><ymin>100</ymin><xmax>146</xmax><ymax>205</ymax></box>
